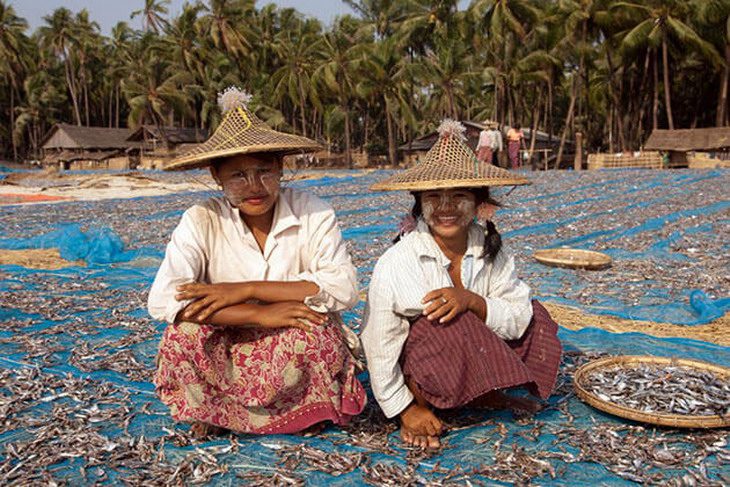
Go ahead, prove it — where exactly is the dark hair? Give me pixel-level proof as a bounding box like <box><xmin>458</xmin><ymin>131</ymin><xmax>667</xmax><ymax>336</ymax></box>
<box><xmin>513</xmin><ymin>123</ymin><xmax>521</xmax><ymax>130</ymax></box>
<box><xmin>395</xmin><ymin>188</ymin><xmax>503</xmax><ymax>261</ymax></box>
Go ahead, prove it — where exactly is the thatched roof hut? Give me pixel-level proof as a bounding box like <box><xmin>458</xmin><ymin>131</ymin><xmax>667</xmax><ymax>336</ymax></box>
<box><xmin>41</xmin><ymin>124</ymin><xmax>138</xmax><ymax>151</ymax></box>
<box><xmin>644</xmin><ymin>127</ymin><xmax>730</xmax><ymax>152</ymax></box>
<box><xmin>126</xmin><ymin>126</ymin><xmax>208</xmax><ymax>148</ymax></box>
<box><xmin>39</xmin><ymin>124</ymin><xmax>140</xmax><ymax>170</ymax></box>
<box><xmin>643</xmin><ymin>127</ymin><xmax>730</xmax><ymax>167</ymax></box>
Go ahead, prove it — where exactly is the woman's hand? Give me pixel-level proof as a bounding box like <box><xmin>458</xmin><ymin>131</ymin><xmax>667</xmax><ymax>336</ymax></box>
<box><xmin>255</xmin><ymin>301</ymin><xmax>328</xmax><ymax>332</ymax></box>
<box><xmin>176</xmin><ymin>282</ymin><xmax>251</xmax><ymax>321</ymax></box>
<box><xmin>422</xmin><ymin>287</ymin><xmax>484</xmax><ymax>324</ymax></box>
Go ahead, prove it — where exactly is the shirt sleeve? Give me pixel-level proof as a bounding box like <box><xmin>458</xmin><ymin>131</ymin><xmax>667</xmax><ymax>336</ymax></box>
<box><xmin>147</xmin><ymin>209</ymin><xmax>207</xmax><ymax>323</ymax></box>
<box><xmin>477</xmin><ymin>131</ymin><xmax>488</xmax><ymax>149</ymax></box>
<box><xmin>298</xmin><ymin>202</ymin><xmax>358</xmax><ymax>312</ymax></box>
<box><xmin>484</xmin><ymin>249</ymin><xmax>533</xmax><ymax>340</ymax></box>
<box><xmin>360</xmin><ymin>258</ymin><xmax>414</xmax><ymax>418</ymax></box>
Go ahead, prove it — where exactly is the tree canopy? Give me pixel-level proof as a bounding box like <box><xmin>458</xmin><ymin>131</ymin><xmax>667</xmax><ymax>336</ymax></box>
<box><xmin>1</xmin><ymin>0</ymin><xmax>728</xmax><ymax>164</ymax></box>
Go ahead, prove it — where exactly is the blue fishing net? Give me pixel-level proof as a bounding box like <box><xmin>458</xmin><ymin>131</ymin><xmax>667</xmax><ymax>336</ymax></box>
<box><xmin>0</xmin><ymin>168</ymin><xmax>727</xmax><ymax>484</ymax></box>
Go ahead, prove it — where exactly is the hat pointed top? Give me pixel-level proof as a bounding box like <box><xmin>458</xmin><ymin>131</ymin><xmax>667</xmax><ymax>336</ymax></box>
<box><xmin>217</xmin><ymin>86</ymin><xmax>253</xmax><ymax>114</ymax></box>
<box><xmin>371</xmin><ymin>118</ymin><xmax>529</xmax><ymax>191</ymax></box>
<box><xmin>164</xmin><ymin>87</ymin><xmax>321</xmax><ymax>171</ymax></box>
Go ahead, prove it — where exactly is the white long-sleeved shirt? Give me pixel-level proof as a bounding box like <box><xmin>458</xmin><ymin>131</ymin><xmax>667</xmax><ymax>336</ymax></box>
<box><xmin>477</xmin><ymin>129</ymin><xmax>503</xmax><ymax>151</ymax></box>
<box><xmin>147</xmin><ymin>187</ymin><xmax>358</xmax><ymax>323</ymax></box>
<box><xmin>360</xmin><ymin>219</ymin><xmax>533</xmax><ymax>418</ymax></box>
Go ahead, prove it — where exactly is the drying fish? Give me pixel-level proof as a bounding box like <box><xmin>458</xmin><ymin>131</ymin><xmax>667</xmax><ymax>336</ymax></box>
<box><xmin>582</xmin><ymin>363</ymin><xmax>730</xmax><ymax>416</ymax></box>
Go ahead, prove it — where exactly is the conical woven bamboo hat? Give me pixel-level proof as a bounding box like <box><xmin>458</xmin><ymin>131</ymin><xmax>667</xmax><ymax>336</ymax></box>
<box><xmin>164</xmin><ymin>87</ymin><xmax>322</xmax><ymax>171</ymax></box>
<box><xmin>371</xmin><ymin>120</ymin><xmax>529</xmax><ymax>191</ymax></box>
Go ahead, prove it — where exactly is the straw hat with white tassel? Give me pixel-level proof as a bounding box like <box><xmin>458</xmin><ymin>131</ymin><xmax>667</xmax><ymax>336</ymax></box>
<box><xmin>164</xmin><ymin>87</ymin><xmax>322</xmax><ymax>171</ymax></box>
<box><xmin>370</xmin><ymin>119</ymin><xmax>529</xmax><ymax>191</ymax></box>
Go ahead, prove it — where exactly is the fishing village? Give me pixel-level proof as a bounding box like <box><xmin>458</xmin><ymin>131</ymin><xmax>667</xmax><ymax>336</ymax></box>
<box><xmin>0</xmin><ymin>1</ymin><xmax>728</xmax><ymax>485</ymax></box>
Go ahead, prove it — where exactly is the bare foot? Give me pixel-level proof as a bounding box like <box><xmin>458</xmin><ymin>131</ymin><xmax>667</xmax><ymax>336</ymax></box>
<box><xmin>189</xmin><ymin>421</ymin><xmax>226</xmax><ymax>439</ymax></box>
<box><xmin>401</xmin><ymin>428</ymin><xmax>441</xmax><ymax>449</ymax></box>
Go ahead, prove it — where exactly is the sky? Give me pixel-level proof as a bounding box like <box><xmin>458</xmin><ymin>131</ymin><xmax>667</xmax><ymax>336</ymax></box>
<box><xmin>14</xmin><ymin>1</ymin><xmax>358</xmax><ymax>35</ymax></box>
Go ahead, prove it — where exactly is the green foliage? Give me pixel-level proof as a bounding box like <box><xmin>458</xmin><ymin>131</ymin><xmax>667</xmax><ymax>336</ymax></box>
<box><xmin>0</xmin><ymin>0</ymin><xmax>727</xmax><ymax>162</ymax></box>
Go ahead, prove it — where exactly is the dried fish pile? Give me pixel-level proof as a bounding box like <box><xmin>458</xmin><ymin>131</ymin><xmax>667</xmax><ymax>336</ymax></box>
<box><xmin>583</xmin><ymin>364</ymin><xmax>730</xmax><ymax>416</ymax></box>
<box><xmin>1</xmin><ymin>170</ymin><xmax>729</xmax><ymax>484</ymax></box>
<box><xmin>552</xmin><ymin>423</ymin><xmax>729</xmax><ymax>485</ymax></box>
<box><xmin>276</xmin><ymin>444</ymin><xmax>365</xmax><ymax>476</ymax></box>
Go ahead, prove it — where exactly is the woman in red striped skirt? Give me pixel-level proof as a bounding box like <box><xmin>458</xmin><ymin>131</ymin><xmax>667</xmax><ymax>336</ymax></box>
<box><xmin>362</xmin><ymin>120</ymin><xmax>561</xmax><ymax>449</ymax></box>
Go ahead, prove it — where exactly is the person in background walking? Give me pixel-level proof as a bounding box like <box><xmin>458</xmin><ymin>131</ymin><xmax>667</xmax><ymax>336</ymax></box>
<box><xmin>506</xmin><ymin>123</ymin><xmax>525</xmax><ymax>169</ymax></box>
<box><xmin>476</xmin><ymin>120</ymin><xmax>503</xmax><ymax>167</ymax></box>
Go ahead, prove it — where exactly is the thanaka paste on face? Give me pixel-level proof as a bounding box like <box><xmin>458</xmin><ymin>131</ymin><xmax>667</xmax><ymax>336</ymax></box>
<box><xmin>221</xmin><ymin>167</ymin><xmax>281</xmax><ymax>209</ymax></box>
<box><xmin>422</xmin><ymin>192</ymin><xmax>476</xmax><ymax>228</ymax></box>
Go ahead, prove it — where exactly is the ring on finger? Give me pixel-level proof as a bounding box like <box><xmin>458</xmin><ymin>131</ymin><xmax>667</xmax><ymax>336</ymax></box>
<box><xmin>441</xmin><ymin>297</ymin><xmax>447</xmax><ymax>304</ymax></box>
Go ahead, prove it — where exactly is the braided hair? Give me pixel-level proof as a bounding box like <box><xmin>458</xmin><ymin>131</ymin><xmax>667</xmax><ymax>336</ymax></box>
<box><xmin>395</xmin><ymin>188</ymin><xmax>503</xmax><ymax>261</ymax></box>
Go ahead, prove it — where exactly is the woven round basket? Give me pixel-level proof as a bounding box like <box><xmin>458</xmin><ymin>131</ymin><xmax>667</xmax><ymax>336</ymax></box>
<box><xmin>533</xmin><ymin>248</ymin><xmax>611</xmax><ymax>270</ymax></box>
<box><xmin>573</xmin><ymin>355</ymin><xmax>730</xmax><ymax>429</ymax></box>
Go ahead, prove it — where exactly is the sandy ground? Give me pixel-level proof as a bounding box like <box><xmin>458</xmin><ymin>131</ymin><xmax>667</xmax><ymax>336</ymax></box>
<box><xmin>0</xmin><ymin>169</ymin><xmax>375</xmax><ymax>205</ymax></box>
<box><xmin>0</xmin><ymin>171</ymin><xmax>212</xmax><ymax>204</ymax></box>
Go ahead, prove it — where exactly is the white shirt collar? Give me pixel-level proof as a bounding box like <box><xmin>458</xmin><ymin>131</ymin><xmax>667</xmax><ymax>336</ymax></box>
<box><xmin>409</xmin><ymin>218</ymin><xmax>484</xmax><ymax>265</ymax></box>
<box><xmin>223</xmin><ymin>189</ymin><xmax>301</xmax><ymax>238</ymax></box>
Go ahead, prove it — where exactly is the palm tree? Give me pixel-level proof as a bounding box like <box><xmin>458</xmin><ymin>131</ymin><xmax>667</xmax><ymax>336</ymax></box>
<box><xmin>357</xmin><ymin>37</ymin><xmax>415</xmax><ymax>166</ymax></box>
<box><xmin>39</xmin><ymin>7</ymin><xmax>83</xmax><ymax>126</ymax></box>
<box><xmin>198</xmin><ymin>0</ymin><xmax>255</xmax><ymax>67</ymax></box>
<box><xmin>344</xmin><ymin>0</ymin><xmax>408</xmax><ymax>38</ymax></box>
<box><xmin>0</xmin><ymin>1</ymin><xmax>29</xmax><ymax>160</ymax></box>
<box><xmin>106</xmin><ymin>22</ymin><xmax>134</xmax><ymax>128</ymax></box>
<box><xmin>615</xmin><ymin>0</ymin><xmax>723</xmax><ymax>129</ymax></box>
<box><xmin>695</xmin><ymin>0</ymin><xmax>730</xmax><ymax>126</ymax></box>
<box><xmin>122</xmin><ymin>33</ymin><xmax>191</xmax><ymax>129</ymax></box>
<box><xmin>14</xmin><ymin>71</ymin><xmax>65</xmax><ymax>158</ymax></box>
<box><xmin>271</xmin><ymin>18</ymin><xmax>324</xmax><ymax>137</ymax></box>
<box><xmin>131</xmin><ymin>0</ymin><xmax>170</xmax><ymax>34</ymax></box>
<box><xmin>470</xmin><ymin>0</ymin><xmax>541</xmax><ymax>126</ymax></box>
<box><xmin>72</xmin><ymin>10</ymin><xmax>101</xmax><ymax>126</ymax></box>
<box><xmin>313</xmin><ymin>16</ymin><xmax>364</xmax><ymax>166</ymax></box>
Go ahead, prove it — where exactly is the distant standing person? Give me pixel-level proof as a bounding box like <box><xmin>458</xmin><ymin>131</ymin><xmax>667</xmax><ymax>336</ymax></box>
<box><xmin>507</xmin><ymin>124</ymin><xmax>524</xmax><ymax>169</ymax></box>
<box><xmin>476</xmin><ymin>120</ymin><xmax>503</xmax><ymax>167</ymax></box>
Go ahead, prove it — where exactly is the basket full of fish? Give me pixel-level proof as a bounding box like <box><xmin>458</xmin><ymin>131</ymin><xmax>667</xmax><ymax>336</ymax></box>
<box><xmin>573</xmin><ymin>355</ymin><xmax>730</xmax><ymax>428</ymax></box>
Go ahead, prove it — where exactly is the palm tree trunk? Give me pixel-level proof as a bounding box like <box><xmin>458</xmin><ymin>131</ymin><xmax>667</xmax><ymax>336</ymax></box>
<box><xmin>652</xmin><ymin>49</ymin><xmax>659</xmax><ymax>131</ymax></box>
<box><xmin>528</xmin><ymin>92</ymin><xmax>540</xmax><ymax>170</ymax></box>
<box><xmin>661</xmin><ymin>37</ymin><xmax>674</xmax><ymax>129</ymax></box>
<box><xmin>65</xmin><ymin>59</ymin><xmax>82</xmax><ymax>126</ymax></box>
<box><xmin>298</xmin><ymin>78</ymin><xmax>307</xmax><ymax>137</ymax></box>
<box><xmin>115</xmin><ymin>84</ymin><xmax>120</xmax><ymax>128</ymax></box>
<box><xmin>556</xmin><ymin>77</ymin><xmax>577</xmax><ymax>169</ymax></box>
<box><xmin>84</xmin><ymin>78</ymin><xmax>90</xmax><ymax>127</ymax></box>
<box><xmin>386</xmin><ymin>102</ymin><xmax>396</xmax><ymax>166</ymax></box>
<box><xmin>717</xmin><ymin>44</ymin><xmax>729</xmax><ymax>126</ymax></box>
<box><xmin>344</xmin><ymin>105</ymin><xmax>352</xmax><ymax>168</ymax></box>
<box><xmin>637</xmin><ymin>50</ymin><xmax>651</xmax><ymax>146</ymax></box>
<box><xmin>9</xmin><ymin>77</ymin><xmax>17</xmax><ymax>162</ymax></box>
<box><xmin>363</xmin><ymin>108</ymin><xmax>370</xmax><ymax>150</ymax></box>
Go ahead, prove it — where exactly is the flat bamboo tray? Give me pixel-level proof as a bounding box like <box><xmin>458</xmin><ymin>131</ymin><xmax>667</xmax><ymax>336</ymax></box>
<box><xmin>533</xmin><ymin>248</ymin><xmax>612</xmax><ymax>270</ymax></box>
<box><xmin>573</xmin><ymin>355</ymin><xmax>730</xmax><ymax>429</ymax></box>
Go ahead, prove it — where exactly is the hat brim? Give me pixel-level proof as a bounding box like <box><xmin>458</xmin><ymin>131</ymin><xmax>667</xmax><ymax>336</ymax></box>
<box><xmin>163</xmin><ymin>124</ymin><xmax>322</xmax><ymax>171</ymax></box>
<box><xmin>370</xmin><ymin>177</ymin><xmax>530</xmax><ymax>191</ymax></box>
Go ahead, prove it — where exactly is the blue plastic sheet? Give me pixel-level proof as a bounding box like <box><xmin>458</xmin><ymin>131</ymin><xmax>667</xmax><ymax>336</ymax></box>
<box><xmin>0</xmin><ymin>168</ymin><xmax>728</xmax><ymax>484</ymax></box>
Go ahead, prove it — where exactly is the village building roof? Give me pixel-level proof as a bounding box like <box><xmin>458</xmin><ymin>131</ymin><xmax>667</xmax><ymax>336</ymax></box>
<box><xmin>644</xmin><ymin>127</ymin><xmax>730</xmax><ymax>152</ymax></box>
<box><xmin>126</xmin><ymin>126</ymin><xmax>209</xmax><ymax>145</ymax></box>
<box><xmin>40</xmin><ymin>124</ymin><xmax>139</xmax><ymax>151</ymax></box>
